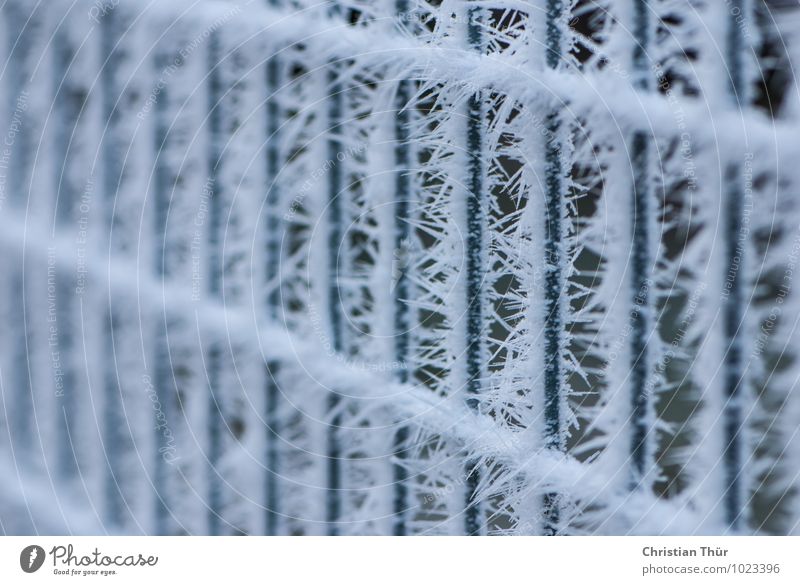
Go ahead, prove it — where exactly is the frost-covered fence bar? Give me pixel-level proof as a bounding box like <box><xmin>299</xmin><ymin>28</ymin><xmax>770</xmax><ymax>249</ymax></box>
<box><xmin>721</xmin><ymin>0</ymin><xmax>752</xmax><ymax>532</ymax></box>
<box><xmin>628</xmin><ymin>0</ymin><xmax>654</xmax><ymax>489</ymax></box>
<box><xmin>100</xmin><ymin>6</ymin><xmax>125</xmax><ymax>529</ymax></box>
<box><xmin>1</xmin><ymin>0</ymin><xmax>800</xmax><ymax>536</ymax></box>
<box><xmin>540</xmin><ymin>0</ymin><xmax>568</xmax><ymax>535</ymax></box>
<box><xmin>325</xmin><ymin>60</ymin><xmax>345</xmax><ymax>537</ymax></box>
<box><xmin>389</xmin><ymin>0</ymin><xmax>414</xmax><ymax>537</ymax></box>
<box><xmin>204</xmin><ymin>30</ymin><xmax>225</xmax><ymax>535</ymax></box>
<box><xmin>463</xmin><ymin>2</ymin><xmax>487</xmax><ymax>537</ymax></box>
<box><xmin>263</xmin><ymin>37</ymin><xmax>284</xmax><ymax>539</ymax></box>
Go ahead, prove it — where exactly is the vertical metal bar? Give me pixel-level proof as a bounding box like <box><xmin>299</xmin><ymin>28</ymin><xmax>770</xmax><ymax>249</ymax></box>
<box><xmin>392</xmin><ymin>0</ymin><xmax>412</xmax><ymax>533</ymax></box>
<box><xmin>326</xmin><ymin>64</ymin><xmax>344</xmax><ymax>536</ymax></box>
<box><xmin>464</xmin><ymin>3</ymin><xmax>485</xmax><ymax>537</ymax></box>
<box><xmin>723</xmin><ymin>0</ymin><xmax>748</xmax><ymax>531</ymax></box>
<box><xmin>391</xmin><ymin>99</ymin><xmax>411</xmax><ymax>534</ymax></box>
<box><xmin>264</xmin><ymin>52</ymin><xmax>282</xmax><ymax>536</ymax></box>
<box><xmin>5</xmin><ymin>3</ymin><xmax>33</xmax><ymax>464</ymax></box>
<box><xmin>52</xmin><ymin>29</ymin><xmax>79</xmax><ymax>482</ymax></box>
<box><xmin>542</xmin><ymin>0</ymin><xmax>565</xmax><ymax>534</ymax></box>
<box><xmin>100</xmin><ymin>10</ymin><xmax>123</xmax><ymax>527</ymax></box>
<box><xmin>152</xmin><ymin>49</ymin><xmax>172</xmax><ymax>534</ymax></box>
<box><xmin>206</xmin><ymin>31</ymin><xmax>224</xmax><ymax>536</ymax></box>
<box><xmin>629</xmin><ymin>0</ymin><xmax>652</xmax><ymax>487</ymax></box>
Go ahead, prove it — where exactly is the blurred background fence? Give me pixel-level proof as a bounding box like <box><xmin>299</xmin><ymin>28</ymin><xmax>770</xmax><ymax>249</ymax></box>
<box><xmin>2</xmin><ymin>0</ymin><xmax>800</xmax><ymax>535</ymax></box>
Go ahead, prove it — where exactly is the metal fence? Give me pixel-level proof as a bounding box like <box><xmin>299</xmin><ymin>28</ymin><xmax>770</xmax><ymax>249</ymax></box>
<box><xmin>1</xmin><ymin>0</ymin><xmax>800</xmax><ymax>535</ymax></box>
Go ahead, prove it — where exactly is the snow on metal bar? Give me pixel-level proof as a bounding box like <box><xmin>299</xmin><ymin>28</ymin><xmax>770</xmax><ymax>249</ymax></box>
<box><xmin>1</xmin><ymin>0</ymin><xmax>799</xmax><ymax>536</ymax></box>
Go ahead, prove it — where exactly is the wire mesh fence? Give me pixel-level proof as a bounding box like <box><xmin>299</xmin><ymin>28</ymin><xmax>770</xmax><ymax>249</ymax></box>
<box><xmin>1</xmin><ymin>0</ymin><xmax>800</xmax><ymax>535</ymax></box>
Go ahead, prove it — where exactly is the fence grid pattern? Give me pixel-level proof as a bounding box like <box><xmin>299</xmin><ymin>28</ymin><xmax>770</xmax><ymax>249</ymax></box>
<box><xmin>1</xmin><ymin>0</ymin><xmax>800</xmax><ymax>535</ymax></box>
